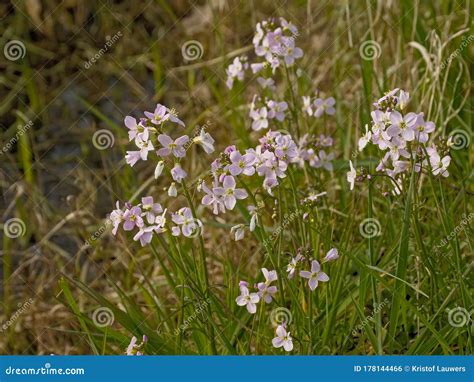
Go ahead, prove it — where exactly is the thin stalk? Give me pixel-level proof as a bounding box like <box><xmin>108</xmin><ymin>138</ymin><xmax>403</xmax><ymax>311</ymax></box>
<box><xmin>368</xmin><ymin>179</ymin><xmax>382</xmax><ymax>354</ymax></box>
<box><xmin>181</xmin><ymin>181</ymin><xmax>217</xmax><ymax>354</ymax></box>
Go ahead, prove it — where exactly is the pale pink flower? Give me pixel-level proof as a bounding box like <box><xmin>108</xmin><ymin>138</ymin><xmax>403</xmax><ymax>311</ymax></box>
<box><xmin>235</xmin><ymin>286</ymin><xmax>260</xmax><ymax>314</ymax></box>
<box><xmin>157</xmin><ymin>134</ymin><xmax>189</xmax><ymax>158</ymax></box>
<box><xmin>300</xmin><ymin>260</ymin><xmax>329</xmax><ymax>291</ymax></box>
<box><xmin>213</xmin><ymin>175</ymin><xmax>248</xmax><ymax>210</ymax></box>
<box><xmin>272</xmin><ymin>325</ymin><xmax>293</xmax><ymax>351</ymax></box>
<box><xmin>314</xmin><ymin>97</ymin><xmax>335</xmax><ymax>117</ymax></box>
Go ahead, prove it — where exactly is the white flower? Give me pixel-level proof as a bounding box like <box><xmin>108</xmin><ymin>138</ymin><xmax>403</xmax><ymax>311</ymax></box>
<box><xmin>358</xmin><ymin>124</ymin><xmax>372</xmax><ymax>151</ymax></box>
<box><xmin>250</xmin><ymin>106</ymin><xmax>269</xmax><ymax>131</ymax></box>
<box><xmin>154</xmin><ymin>160</ymin><xmax>165</xmax><ymax>179</ymax></box>
<box><xmin>230</xmin><ymin>224</ymin><xmax>245</xmax><ymax>241</ymax></box>
<box><xmin>235</xmin><ymin>286</ymin><xmax>260</xmax><ymax>314</ymax></box>
<box><xmin>399</xmin><ymin>90</ymin><xmax>409</xmax><ymax>110</ymax></box>
<box><xmin>347</xmin><ymin>160</ymin><xmax>356</xmax><ymax>190</ymax></box>
<box><xmin>286</xmin><ymin>254</ymin><xmax>302</xmax><ymax>279</ymax></box>
<box><xmin>302</xmin><ymin>96</ymin><xmax>313</xmax><ymax>116</ymax></box>
<box><xmin>261</xmin><ymin>268</ymin><xmax>278</xmax><ymax>284</ymax></box>
<box><xmin>272</xmin><ymin>325</ymin><xmax>293</xmax><ymax>352</ymax></box>
<box><xmin>168</xmin><ymin>182</ymin><xmax>178</xmax><ymax>197</ymax></box>
<box><xmin>430</xmin><ymin>152</ymin><xmax>451</xmax><ymax>177</ymax></box>
<box><xmin>323</xmin><ymin>248</ymin><xmax>339</xmax><ymax>262</ymax></box>
<box><xmin>193</xmin><ymin>128</ymin><xmax>215</xmax><ymax>154</ymax></box>
<box><xmin>249</xmin><ymin>208</ymin><xmax>258</xmax><ymax>232</ymax></box>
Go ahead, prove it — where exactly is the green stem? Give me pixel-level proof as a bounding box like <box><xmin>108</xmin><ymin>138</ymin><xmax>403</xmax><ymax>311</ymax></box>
<box><xmin>181</xmin><ymin>181</ymin><xmax>217</xmax><ymax>354</ymax></box>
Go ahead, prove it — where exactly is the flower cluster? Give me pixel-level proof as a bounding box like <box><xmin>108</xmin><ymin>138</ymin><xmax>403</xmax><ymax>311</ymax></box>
<box><xmin>297</xmin><ymin>133</ymin><xmax>335</xmax><ymax>171</ymax></box>
<box><xmin>199</xmin><ymin>130</ymin><xmax>299</xmax><ymax>220</ymax></box>
<box><xmin>110</xmin><ymin>103</ymin><xmax>214</xmax><ymax>245</ymax></box>
<box><xmin>235</xmin><ymin>249</ymin><xmax>338</xmax><ymax>352</ymax></box>
<box><xmin>249</xmin><ymin>96</ymin><xmax>288</xmax><ymax>131</ymax></box>
<box><xmin>236</xmin><ymin>269</ymin><xmax>296</xmax><ymax>353</ymax></box>
<box><xmin>302</xmin><ymin>95</ymin><xmax>336</xmax><ymax>118</ymax></box>
<box><xmin>225</xmin><ymin>17</ymin><xmax>302</xmax><ymax>89</ymax></box>
<box><xmin>236</xmin><ymin>268</ymin><xmax>278</xmax><ymax>314</ymax></box>
<box><xmin>287</xmin><ymin>248</ymin><xmax>338</xmax><ymax>291</ymax></box>
<box><xmin>124</xmin><ymin>103</ymin><xmax>214</xmax><ymax>169</ymax></box>
<box><xmin>225</xmin><ymin>56</ymin><xmax>249</xmax><ymax>89</ymax></box>
<box><xmin>252</xmin><ymin>17</ymin><xmax>302</xmax><ymax>71</ymax></box>
<box><xmin>349</xmin><ymin>89</ymin><xmax>452</xmax><ymax>193</ymax></box>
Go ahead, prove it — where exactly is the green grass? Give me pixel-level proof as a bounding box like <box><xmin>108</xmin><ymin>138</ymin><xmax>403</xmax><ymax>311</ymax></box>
<box><xmin>0</xmin><ymin>1</ymin><xmax>472</xmax><ymax>355</ymax></box>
